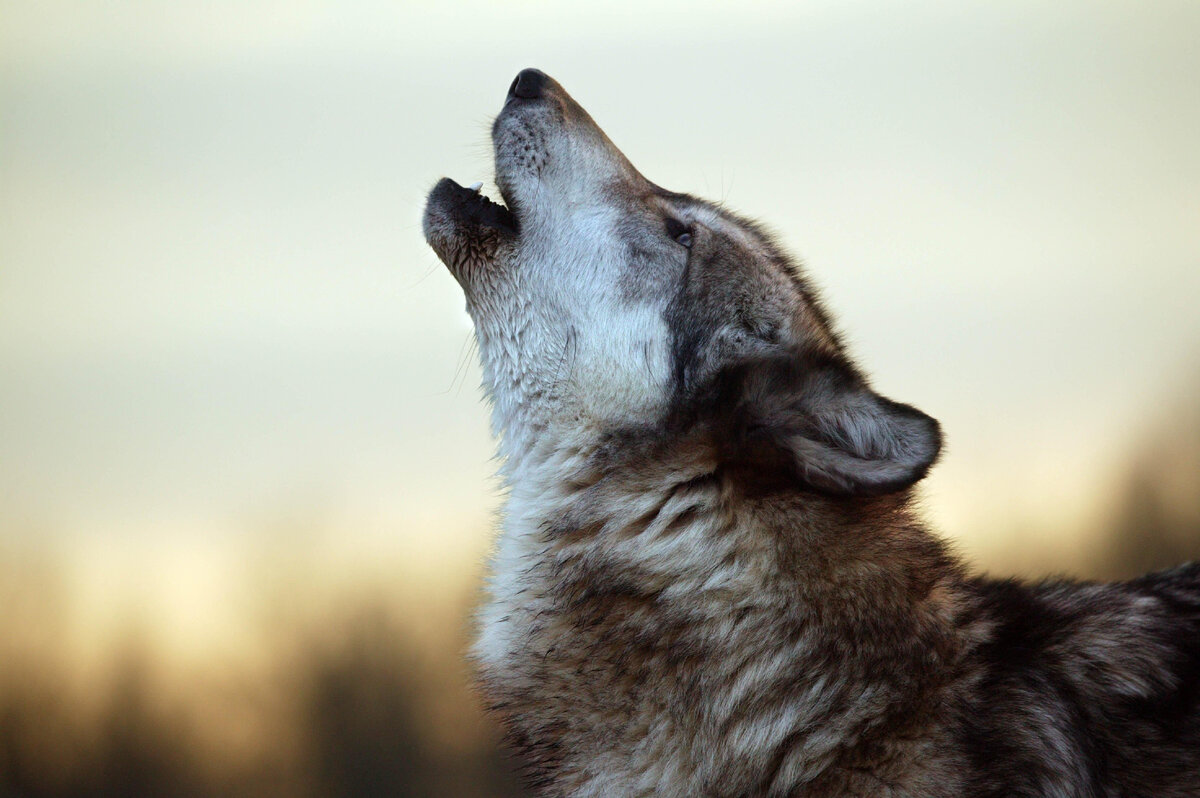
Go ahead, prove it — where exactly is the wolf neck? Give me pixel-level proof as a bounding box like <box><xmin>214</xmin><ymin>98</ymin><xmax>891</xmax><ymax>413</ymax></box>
<box><xmin>472</xmin><ymin>302</ymin><xmax>581</xmax><ymax>478</ymax></box>
<box><xmin>479</xmin><ymin>354</ymin><xmax>631</xmax><ymax>487</ymax></box>
<box><xmin>479</xmin><ymin>417</ymin><xmax>969</xmax><ymax>792</ymax></box>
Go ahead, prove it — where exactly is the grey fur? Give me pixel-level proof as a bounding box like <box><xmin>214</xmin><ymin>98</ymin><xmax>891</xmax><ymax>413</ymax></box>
<box><xmin>423</xmin><ymin>69</ymin><xmax>1200</xmax><ymax>797</ymax></box>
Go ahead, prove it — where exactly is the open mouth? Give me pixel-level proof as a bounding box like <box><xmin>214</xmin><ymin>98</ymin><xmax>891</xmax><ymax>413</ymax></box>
<box><xmin>427</xmin><ymin>177</ymin><xmax>518</xmax><ymax>235</ymax></box>
<box><xmin>422</xmin><ymin>173</ymin><xmax>519</xmax><ymax>281</ymax></box>
<box><xmin>422</xmin><ymin>68</ymin><xmax>552</xmax><ymax>279</ymax></box>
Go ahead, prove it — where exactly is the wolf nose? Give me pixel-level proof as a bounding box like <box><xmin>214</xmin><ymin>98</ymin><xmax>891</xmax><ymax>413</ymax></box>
<box><xmin>508</xmin><ymin>68</ymin><xmax>547</xmax><ymax>101</ymax></box>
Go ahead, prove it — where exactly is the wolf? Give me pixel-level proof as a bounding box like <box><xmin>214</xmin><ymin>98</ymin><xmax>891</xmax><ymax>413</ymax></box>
<box><xmin>422</xmin><ymin>69</ymin><xmax>1200</xmax><ymax>797</ymax></box>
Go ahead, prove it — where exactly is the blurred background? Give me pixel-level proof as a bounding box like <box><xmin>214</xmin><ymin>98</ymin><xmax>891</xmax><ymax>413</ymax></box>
<box><xmin>2</xmin><ymin>1</ymin><xmax>1198</xmax><ymax>795</ymax></box>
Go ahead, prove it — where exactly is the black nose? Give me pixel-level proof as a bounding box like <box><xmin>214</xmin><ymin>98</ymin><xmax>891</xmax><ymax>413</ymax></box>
<box><xmin>508</xmin><ymin>68</ymin><xmax>547</xmax><ymax>101</ymax></box>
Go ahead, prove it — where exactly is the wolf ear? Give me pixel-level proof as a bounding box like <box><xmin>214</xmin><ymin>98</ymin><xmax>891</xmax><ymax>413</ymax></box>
<box><xmin>716</xmin><ymin>355</ymin><xmax>942</xmax><ymax>497</ymax></box>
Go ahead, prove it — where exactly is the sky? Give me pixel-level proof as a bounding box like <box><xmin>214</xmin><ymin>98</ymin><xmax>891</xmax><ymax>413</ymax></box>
<box><xmin>2</xmin><ymin>0</ymin><xmax>1199</xmax><ymax>650</ymax></box>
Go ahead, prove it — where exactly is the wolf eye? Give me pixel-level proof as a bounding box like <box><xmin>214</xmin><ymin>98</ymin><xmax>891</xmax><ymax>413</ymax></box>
<box><xmin>665</xmin><ymin>218</ymin><xmax>692</xmax><ymax>248</ymax></box>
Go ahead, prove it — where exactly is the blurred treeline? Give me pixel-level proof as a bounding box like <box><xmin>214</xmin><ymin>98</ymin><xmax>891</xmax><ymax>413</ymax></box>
<box><xmin>1091</xmin><ymin>391</ymin><xmax>1200</xmax><ymax>580</ymax></box>
<box><xmin>995</xmin><ymin>379</ymin><xmax>1200</xmax><ymax>582</ymax></box>
<box><xmin>0</xmin><ymin>558</ymin><xmax>527</xmax><ymax>798</ymax></box>
<box><xmin>2</xmin><ymin>393</ymin><xmax>1198</xmax><ymax>798</ymax></box>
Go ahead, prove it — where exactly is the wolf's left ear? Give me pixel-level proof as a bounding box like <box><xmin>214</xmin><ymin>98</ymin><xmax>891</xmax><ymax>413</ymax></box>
<box><xmin>718</xmin><ymin>355</ymin><xmax>942</xmax><ymax>497</ymax></box>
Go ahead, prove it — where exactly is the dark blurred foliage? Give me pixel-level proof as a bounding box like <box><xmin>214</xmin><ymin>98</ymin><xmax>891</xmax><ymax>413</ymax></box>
<box><xmin>302</xmin><ymin>607</ymin><xmax>434</xmax><ymax>797</ymax></box>
<box><xmin>1092</xmin><ymin>396</ymin><xmax>1200</xmax><ymax>580</ymax></box>
<box><xmin>0</xmin><ymin>586</ymin><xmax>526</xmax><ymax>798</ymax></box>
<box><xmin>296</xmin><ymin>605</ymin><xmax>525</xmax><ymax>798</ymax></box>
<box><xmin>0</xmin><ymin>628</ymin><xmax>209</xmax><ymax>798</ymax></box>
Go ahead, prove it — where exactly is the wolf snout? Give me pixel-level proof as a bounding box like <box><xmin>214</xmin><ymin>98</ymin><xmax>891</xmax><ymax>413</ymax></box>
<box><xmin>507</xmin><ymin>68</ymin><xmax>548</xmax><ymax>102</ymax></box>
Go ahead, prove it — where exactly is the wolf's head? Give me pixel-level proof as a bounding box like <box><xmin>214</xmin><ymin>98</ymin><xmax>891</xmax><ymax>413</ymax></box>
<box><xmin>424</xmin><ymin>69</ymin><xmax>939</xmax><ymax>497</ymax></box>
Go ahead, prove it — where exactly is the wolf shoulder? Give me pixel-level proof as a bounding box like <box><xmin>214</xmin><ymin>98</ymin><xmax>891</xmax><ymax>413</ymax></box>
<box><xmin>956</xmin><ymin>562</ymin><xmax>1200</xmax><ymax>797</ymax></box>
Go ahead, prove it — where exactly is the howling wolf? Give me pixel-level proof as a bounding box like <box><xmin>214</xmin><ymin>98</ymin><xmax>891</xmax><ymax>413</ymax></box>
<box><xmin>422</xmin><ymin>69</ymin><xmax>1200</xmax><ymax>798</ymax></box>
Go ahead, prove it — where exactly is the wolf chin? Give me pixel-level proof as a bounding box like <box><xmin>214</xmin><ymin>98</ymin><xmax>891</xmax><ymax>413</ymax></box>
<box><xmin>423</xmin><ymin>69</ymin><xmax>1200</xmax><ymax>797</ymax></box>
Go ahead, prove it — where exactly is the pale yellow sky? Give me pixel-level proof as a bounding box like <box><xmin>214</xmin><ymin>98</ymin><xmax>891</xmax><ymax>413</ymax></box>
<box><xmin>2</xmin><ymin>2</ymin><xmax>1199</xmax><ymax>645</ymax></box>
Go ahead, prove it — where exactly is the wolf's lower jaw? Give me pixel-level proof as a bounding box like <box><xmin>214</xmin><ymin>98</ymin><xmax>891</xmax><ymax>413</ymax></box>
<box><xmin>474</xmin><ymin>431</ymin><xmax>972</xmax><ymax>797</ymax></box>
